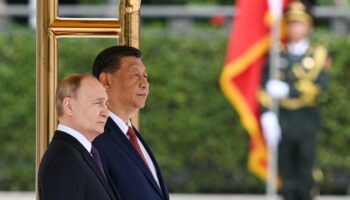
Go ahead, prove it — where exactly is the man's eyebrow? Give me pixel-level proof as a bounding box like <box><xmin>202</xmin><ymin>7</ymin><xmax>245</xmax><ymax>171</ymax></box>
<box><xmin>128</xmin><ymin>64</ymin><xmax>146</xmax><ymax>70</ymax></box>
<box><xmin>93</xmin><ymin>97</ymin><xmax>106</xmax><ymax>101</ymax></box>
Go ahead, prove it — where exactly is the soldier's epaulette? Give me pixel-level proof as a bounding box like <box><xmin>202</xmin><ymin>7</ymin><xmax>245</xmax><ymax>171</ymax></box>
<box><xmin>307</xmin><ymin>44</ymin><xmax>328</xmax><ymax>70</ymax></box>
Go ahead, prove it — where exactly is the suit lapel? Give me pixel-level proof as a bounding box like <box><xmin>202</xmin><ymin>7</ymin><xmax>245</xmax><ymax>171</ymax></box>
<box><xmin>54</xmin><ymin>131</ymin><xmax>117</xmax><ymax>200</ymax></box>
<box><xmin>133</xmin><ymin>128</ymin><xmax>169</xmax><ymax>200</ymax></box>
<box><xmin>106</xmin><ymin>118</ymin><xmax>165</xmax><ymax>199</ymax></box>
<box><xmin>82</xmin><ymin>151</ymin><xmax>117</xmax><ymax>200</ymax></box>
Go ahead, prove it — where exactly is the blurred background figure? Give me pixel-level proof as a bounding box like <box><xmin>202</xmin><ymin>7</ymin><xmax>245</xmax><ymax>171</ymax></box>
<box><xmin>259</xmin><ymin>1</ymin><xmax>331</xmax><ymax>200</ymax></box>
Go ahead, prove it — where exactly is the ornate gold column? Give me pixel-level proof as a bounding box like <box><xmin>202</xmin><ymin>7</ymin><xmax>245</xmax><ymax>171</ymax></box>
<box><xmin>36</xmin><ymin>0</ymin><xmax>141</xmax><ymax>196</ymax></box>
<box><xmin>36</xmin><ymin>0</ymin><xmax>57</xmax><ymax>174</ymax></box>
<box><xmin>119</xmin><ymin>0</ymin><xmax>141</xmax><ymax>128</ymax></box>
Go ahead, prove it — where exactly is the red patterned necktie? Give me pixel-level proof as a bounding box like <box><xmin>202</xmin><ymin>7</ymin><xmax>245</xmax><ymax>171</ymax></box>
<box><xmin>127</xmin><ymin>127</ymin><xmax>150</xmax><ymax>169</ymax></box>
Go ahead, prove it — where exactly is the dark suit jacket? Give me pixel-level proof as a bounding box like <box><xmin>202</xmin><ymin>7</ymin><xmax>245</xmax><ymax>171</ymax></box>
<box><xmin>38</xmin><ymin>130</ymin><xmax>120</xmax><ymax>200</ymax></box>
<box><xmin>93</xmin><ymin>117</ymin><xmax>169</xmax><ymax>200</ymax></box>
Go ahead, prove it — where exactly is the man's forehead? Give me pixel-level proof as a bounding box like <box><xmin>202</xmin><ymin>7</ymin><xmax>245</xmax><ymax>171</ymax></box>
<box><xmin>81</xmin><ymin>77</ymin><xmax>99</xmax><ymax>87</ymax></box>
<box><xmin>121</xmin><ymin>60</ymin><xmax>146</xmax><ymax>71</ymax></box>
<box><xmin>79</xmin><ymin>78</ymin><xmax>104</xmax><ymax>94</ymax></box>
<box><xmin>81</xmin><ymin>89</ymin><xmax>107</xmax><ymax>102</ymax></box>
<box><xmin>128</xmin><ymin>64</ymin><xmax>146</xmax><ymax>70</ymax></box>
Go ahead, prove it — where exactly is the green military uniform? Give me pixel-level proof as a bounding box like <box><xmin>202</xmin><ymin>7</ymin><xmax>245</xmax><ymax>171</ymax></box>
<box><xmin>259</xmin><ymin>44</ymin><xmax>329</xmax><ymax>200</ymax></box>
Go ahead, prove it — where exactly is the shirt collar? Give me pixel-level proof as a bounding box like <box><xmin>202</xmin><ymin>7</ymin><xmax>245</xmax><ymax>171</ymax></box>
<box><xmin>288</xmin><ymin>38</ymin><xmax>310</xmax><ymax>56</ymax></box>
<box><xmin>108</xmin><ymin>110</ymin><xmax>132</xmax><ymax>137</ymax></box>
<box><xmin>57</xmin><ymin>124</ymin><xmax>92</xmax><ymax>153</ymax></box>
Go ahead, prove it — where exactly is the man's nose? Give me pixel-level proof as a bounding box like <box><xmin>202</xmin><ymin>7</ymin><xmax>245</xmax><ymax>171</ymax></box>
<box><xmin>101</xmin><ymin>105</ymin><xmax>109</xmax><ymax>118</ymax></box>
<box><xmin>140</xmin><ymin>76</ymin><xmax>149</xmax><ymax>88</ymax></box>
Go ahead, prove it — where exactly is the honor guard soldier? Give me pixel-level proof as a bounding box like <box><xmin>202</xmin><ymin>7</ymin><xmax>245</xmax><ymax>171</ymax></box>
<box><xmin>259</xmin><ymin>1</ymin><xmax>331</xmax><ymax>200</ymax></box>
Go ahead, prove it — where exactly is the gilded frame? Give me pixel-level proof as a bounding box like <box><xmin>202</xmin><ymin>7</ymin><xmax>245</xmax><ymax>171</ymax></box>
<box><xmin>36</xmin><ymin>0</ymin><xmax>141</xmax><ymax>195</ymax></box>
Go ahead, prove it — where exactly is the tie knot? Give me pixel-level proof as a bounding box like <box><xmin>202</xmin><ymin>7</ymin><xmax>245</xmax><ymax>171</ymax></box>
<box><xmin>127</xmin><ymin>127</ymin><xmax>137</xmax><ymax>138</ymax></box>
<box><xmin>90</xmin><ymin>145</ymin><xmax>99</xmax><ymax>157</ymax></box>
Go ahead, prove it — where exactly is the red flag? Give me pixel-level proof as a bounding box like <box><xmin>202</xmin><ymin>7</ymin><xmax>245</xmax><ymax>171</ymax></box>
<box><xmin>220</xmin><ymin>0</ymin><xmax>286</xmax><ymax>180</ymax></box>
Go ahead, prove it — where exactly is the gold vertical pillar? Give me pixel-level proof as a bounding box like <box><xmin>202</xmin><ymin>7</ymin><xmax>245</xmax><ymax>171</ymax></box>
<box><xmin>119</xmin><ymin>0</ymin><xmax>141</xmax><ymax>47</ymax></box>
<box><xmin>36</xmin><ymin>0</ymin><xmax>140</xmax><ymax>197</ymax></box>
<box><xmin>119</xmin><ymin>0</ymin><xmax>142</xmax><ymax>129</ymax></box>
<box><xmin>36</xmin><ymin>0</ymin><xmax>57</xmax><ymax>171</ymax></box>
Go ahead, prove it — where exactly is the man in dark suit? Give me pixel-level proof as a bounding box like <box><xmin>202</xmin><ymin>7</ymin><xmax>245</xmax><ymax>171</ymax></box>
<box><xmin>92</xmin><ymin>46</ymin><xmax>169</xmax><ymax>200</ymax></box>
<box><xmin>38</xmin><ymin>74</ymin><xmax>120</xmax><ymax>200</ymax></box>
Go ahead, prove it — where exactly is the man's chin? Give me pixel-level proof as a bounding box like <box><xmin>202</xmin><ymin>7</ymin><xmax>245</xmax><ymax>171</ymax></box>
<box><xmin>135</xmin><ymin>101</ymin><xmax>146</xmax><ymax>109</ymax></box>
<box><xmin>95</xmin><ymin>127</ymin><xmax>105</xmax><ymax>135</ymax></box>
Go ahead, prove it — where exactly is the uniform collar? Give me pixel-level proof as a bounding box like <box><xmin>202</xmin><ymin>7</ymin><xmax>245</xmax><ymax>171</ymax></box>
<box><xmin>288</xmin><ymin>38</ymin><xmax>310</xmax><ymax>56</ymax></box>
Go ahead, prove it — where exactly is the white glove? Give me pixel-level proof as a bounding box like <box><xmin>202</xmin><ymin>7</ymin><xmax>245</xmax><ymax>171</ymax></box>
<box><xmin>266</xmin><ymin>79</ymin><xmax>289</xmax><ymax>99</ymax></box>
<box><xmin>260</xmin><ymin>111</ymin><xmax>281</xmax><ymax>148</ymax></box>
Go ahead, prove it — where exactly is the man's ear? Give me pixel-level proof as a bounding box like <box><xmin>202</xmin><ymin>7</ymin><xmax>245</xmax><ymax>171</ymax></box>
<box><xmin>99</xmin><ymin>72</ymin><xmax>111</xmax><ymax>91</ymax></box>
<box><xmin>62</xmin><ymin>97</ymin><xmax>73</xmax><ymax>116</ymax></box>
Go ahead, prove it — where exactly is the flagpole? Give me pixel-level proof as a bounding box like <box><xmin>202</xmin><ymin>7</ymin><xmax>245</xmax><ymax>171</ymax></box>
<box><xmin>267</xmin><ymin>0</ymin><xmax>283</xmax><ymax>200</ymax></box>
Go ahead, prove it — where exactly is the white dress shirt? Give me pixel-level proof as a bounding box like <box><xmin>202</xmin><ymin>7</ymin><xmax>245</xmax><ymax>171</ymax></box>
<box><xmin>57</xmin><ymin>124</ymin><xmax>92</xmax><ymax>154</ymax></box>
<box><xmin>288</xmin><ymin>38</ymin><xmax>310</xmax><ymax>56</ymax></box>
<box><xmin>108</xmin><ymin>111</ymin><xmax>160</xmax><ymax>187</ymax></box>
